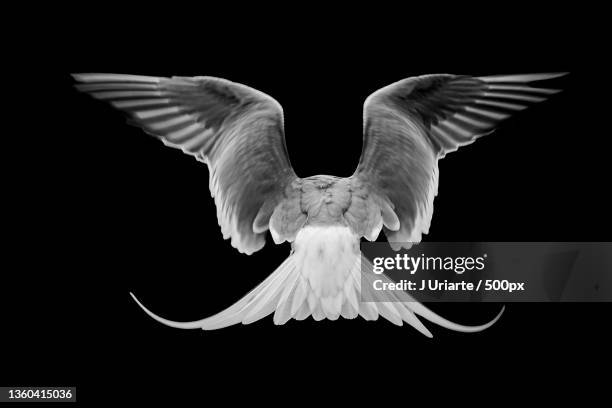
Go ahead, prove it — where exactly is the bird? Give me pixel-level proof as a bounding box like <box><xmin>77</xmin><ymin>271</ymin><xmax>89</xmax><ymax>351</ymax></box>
<box><xmin>73</xmin><ymin>72</ymin><xmax>566</xmax><ymax>337</ymax></box>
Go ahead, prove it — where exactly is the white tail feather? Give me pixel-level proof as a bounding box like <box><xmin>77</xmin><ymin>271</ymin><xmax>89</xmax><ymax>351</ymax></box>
<box><xmin>130</xmin><ymin>226</ymin><xmax>504</xmax><ymax>337</ymax></box>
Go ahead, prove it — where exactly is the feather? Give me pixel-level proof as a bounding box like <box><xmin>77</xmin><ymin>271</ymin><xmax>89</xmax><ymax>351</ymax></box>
<box><xmin>73</xmin><ymin>73</ymin><xmax>299</xmax><ymax>255</ymax></box>
<box><xmin>353</xmin><ymin>72</ymin><xmax>567</xmax><ymax>247</ymax></box>
<box><xmin>130</xmin><ymin>226</ymin><xmax>504</xmax><ymax>336</ymax></box>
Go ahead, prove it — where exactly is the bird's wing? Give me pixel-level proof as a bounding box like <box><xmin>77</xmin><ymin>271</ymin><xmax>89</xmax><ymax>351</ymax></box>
<box><xmin>352</xmin><ymin>73</ymin><xmax>566</xmax><ymax>249</ymax></box>
<box><xmin>73</xmin><ymin>73</ymin><xmax>298</xmax><ymax>254</ymax></box>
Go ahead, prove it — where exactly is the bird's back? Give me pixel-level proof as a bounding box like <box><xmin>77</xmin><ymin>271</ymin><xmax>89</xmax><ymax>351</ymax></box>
<box><xmin>299</xmin><ymin>175</ymin><xmax>351</xmax><ymax>226</ymax></box>
<box><xmin>291</xmin><ymin>175</ymin><xmax>384</xmax><ymax>243</ymax></box>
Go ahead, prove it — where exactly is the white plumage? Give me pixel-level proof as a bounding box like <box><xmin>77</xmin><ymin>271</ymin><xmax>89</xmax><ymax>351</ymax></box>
<box><xmin>129</xmin><ymin>225</ymin><xmax>503</xmax><ymax>337</ymax></box>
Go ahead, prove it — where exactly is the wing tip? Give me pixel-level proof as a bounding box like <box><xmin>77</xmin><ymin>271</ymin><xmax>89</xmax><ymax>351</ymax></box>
<box><xmin>71</xmin><ymin>73</ymin><xmax>161</xmax><ymax>84</ymax></box>
<box><xmin>479</xmin><ymin>72</ymin><xmax>569</xmax><ymax>83</ymax></box>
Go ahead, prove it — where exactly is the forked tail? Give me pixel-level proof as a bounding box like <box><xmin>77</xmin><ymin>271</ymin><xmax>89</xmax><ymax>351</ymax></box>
<box><xmin>131</xmin><ymin>226</ymin><xmax>503</xmax><ymax>337</ymax></box>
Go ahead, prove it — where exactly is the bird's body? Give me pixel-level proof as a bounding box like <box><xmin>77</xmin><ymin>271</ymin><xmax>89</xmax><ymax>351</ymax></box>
<box><xmin>295</xmin><ymin>175</ymin><xmax>350</xmax><ymax>226</ymax></box>
<box><xmin>269</xmin><ymin>175</ymin><xmax>383</xmax><ymax>241</ymax></box>
<box><xmin>74</xmin><ymin>71</ymin><xmax>566</xmax><ymax>336</ymax></box>
<box><xmin>280</xmin><ymin>175</ymin><xmax>351</xmax><ymax>228</ymax></box>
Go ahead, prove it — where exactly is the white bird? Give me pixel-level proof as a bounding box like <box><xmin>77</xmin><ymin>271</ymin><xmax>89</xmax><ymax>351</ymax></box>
<box><xmin>74</xmin><ymin>72</ymin><xmax>566</xmax><ymax>337</ymax></box>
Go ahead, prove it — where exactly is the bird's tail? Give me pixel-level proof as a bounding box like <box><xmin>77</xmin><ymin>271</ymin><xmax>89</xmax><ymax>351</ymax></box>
<box><xmin>131</xmin><ymin>226</ymin><xmax>503</xmax><ymax>337</ymax></box>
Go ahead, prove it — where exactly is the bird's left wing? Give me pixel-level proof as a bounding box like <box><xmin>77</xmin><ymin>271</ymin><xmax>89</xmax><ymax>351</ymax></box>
<box><xmin>352</xmin><ymin>73</ymin><xmax>566</xmax><ymax>249</ymax></box>
<box><xmin>73</xmin><ymin>73</ymin><xmax>299</xmax><ymax>254</ymax></box>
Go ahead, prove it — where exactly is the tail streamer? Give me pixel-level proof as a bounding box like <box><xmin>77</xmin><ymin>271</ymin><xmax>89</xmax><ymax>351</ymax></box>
<box><xmin>130</xmin><ymin>227</ymin><xmax>504</xmax><ymax>337</ymax></box>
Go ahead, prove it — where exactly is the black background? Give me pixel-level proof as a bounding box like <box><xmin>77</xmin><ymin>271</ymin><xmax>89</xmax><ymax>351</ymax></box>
<box><xmin>4</xmin><ymin>6</ymin><xmax>610</xmax><ymax>403</ymax></box>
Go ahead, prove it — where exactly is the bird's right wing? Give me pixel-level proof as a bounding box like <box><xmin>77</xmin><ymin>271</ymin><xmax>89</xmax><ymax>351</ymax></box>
<box><xmin>74</xmin><ymin>73</ymin><xmax>299</xmax><ymax>254</ymax></box>
<box><xmin>352</xmin><ymin>73</ymin><xmax>567</xmax><ymax>249</ymax></box>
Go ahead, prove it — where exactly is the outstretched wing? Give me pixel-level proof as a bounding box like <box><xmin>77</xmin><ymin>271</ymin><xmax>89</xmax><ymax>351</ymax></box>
<box><xmin>353</xmin><ymin>73</ymin><xmax>567</xmax><ymax>249</ymax></box>
<box><xmin>73</xmin><ymin>73</ymin><xmax>298</xmax><ymax>254</ymax></box>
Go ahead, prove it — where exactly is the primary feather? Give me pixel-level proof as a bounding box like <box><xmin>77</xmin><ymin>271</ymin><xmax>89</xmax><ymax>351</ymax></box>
<box><xmin>74</xmin><ymin>73</ymin><xmax>296</xmax><ymax>254</ymax></box>
<box><xmin>74</xmin><ymin>72</ymin><xmax>566</xmax><ymax>336</ymax></box>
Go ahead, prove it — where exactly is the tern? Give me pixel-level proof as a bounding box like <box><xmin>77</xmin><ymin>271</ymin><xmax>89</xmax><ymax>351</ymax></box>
<box><xmin>74</xmin><ymin>72</ymin><xmax>565</xmax><ymax>336</ymax></box>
